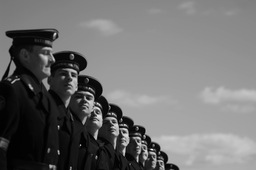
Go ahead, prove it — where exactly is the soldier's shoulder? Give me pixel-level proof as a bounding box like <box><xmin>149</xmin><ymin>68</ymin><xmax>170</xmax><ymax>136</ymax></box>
<box><xmin>1</xmin><ymin>75</ymin><xmax>21</xmax><ymax>85</ymax></box>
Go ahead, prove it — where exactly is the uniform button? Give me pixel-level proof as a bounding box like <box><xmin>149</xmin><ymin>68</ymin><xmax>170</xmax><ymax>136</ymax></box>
<box><xmin>57</xmin><ymin>150</ymin><xmax>60</xmax><ymax>155</ymax></box>
<box><xmin>69</xmin><ymin>166</ymin><xmax>72</xmax><ymax>170</ymax></box>
<box><xmin>79</xmin><ymin>144</ymin><xmax>82</xmax><ymax>147</ymax></box>
<box><xmin>47</xmin><ymin>148</ymin><xmax>51</xmax><ymax>154</ymax></box>
<box><xmin>57</xmin><ymin>125</ymin><xmax>60</xmax><ymax>130</ymax></box>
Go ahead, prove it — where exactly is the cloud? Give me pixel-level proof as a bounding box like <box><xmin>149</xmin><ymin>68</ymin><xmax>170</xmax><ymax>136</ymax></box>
<box><xmin>106</xmin><ymin>90</ymin><xmax>177</xmax><ymax>107</ymax></box>
<box><xmin>147</xmin><ymin>8</ymin><xmax>163</xmax><ymax>15</ymax></box>
<box><xmin>200</xmin><ymin>87</ymin><xmax>256</xmax><ymax>104</ymax></box>
<box><xmin>154</xmin><ymin>133</ymin><xmax>256</xmax><ymax>166</ymax></box>
<box><xmin>177</xmin><ymin>1</ymin><xmax>240</xmax><ymax>16</ymax></box>
<box><xmin>178</xmin><ymin>1</ymin><xmax>197</xmax><ymax>15</ymax></box>
<box><xmin>80</xmin><ymin>19</ymin><xmax>123</xmax><ymax>36</ymax></box>
<box><xmin>199</xmin><ymin>87</ymin><xmax>256</xmax><ymax>113</ymax></box>
<box><xmin>222</xmin><ymin>104</ymin><xmax>255</xmax><ymax>113</ymax></box>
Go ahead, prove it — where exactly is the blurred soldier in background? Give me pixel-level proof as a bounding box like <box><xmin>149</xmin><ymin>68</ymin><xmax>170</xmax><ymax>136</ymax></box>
<box><xmin>117</xmin><ymin>116</ymin><xmax>134</xmax><ymax>156</ymax></box>
<box><xmin>126</xmin><ymin>125</ymin><xmax>146</xmax><ymax>170</ymax></box>
<box><xmin>139</xmin><ymin>134</ymin><xmax>151</xmax><ymax>168</ymax></box>
<box><xmin>145</xmin><ymin>141</ymin><xmax>160</xmax><ymax>170</ymax></box>
<box><xmin>156</xmin><ymin>151</ymin><xmax>168</xmax><ymax>170</ymax></box>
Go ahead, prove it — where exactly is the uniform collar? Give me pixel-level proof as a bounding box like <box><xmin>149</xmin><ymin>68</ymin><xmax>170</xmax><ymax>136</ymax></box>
<box><xmin>14</xmin><ymin>67</ymin><xmax>42</xmax><ymax>95</ymax></box>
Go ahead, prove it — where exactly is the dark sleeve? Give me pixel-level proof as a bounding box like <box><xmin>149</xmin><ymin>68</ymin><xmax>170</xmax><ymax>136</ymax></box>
<box><xmin>0</xmin><ymin>82</ymin><xmax>20</xmax><ymax>169</ymax></box>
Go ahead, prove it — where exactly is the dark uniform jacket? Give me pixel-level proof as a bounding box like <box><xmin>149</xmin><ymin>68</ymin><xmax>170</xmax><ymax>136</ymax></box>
<box><xmin>0</xmin><ymin>68</ymin><xmax>59</xmax><ymax>170</ymax></box>
<box><xmin>49</xmin><ymin>90</ymin><xmax>86</xmax><ymax>170</ymax></box>
<box><xmin>77</xmin><ymin>129</ymin><xmax>99</xmax><ymax>170</ymax></box>
<box><xmin>96</xmin><ymin>137</ymin><xmax>129</xmax><ymax>170</ymax></box>
<box><xmin>125</xmin><ymin>153</ymin><xmax>144</xmax><ymax>170</ymax></box>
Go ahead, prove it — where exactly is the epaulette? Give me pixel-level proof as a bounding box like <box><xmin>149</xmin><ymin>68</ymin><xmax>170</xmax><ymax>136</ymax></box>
<box><xmin>4</xmin><ymin>75</ymin><xmax>20</xmax><ymax>84</ymax></box>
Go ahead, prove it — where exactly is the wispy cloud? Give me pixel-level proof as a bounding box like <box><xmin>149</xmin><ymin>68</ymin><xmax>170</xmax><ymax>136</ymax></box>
<box><xmin>178</xmin><ymin>1</ymin><xmax>197</xmax><ymax>15</ymax></box>
<box><xmin>154</xmin><ymin>133</ymin><xmax>256</xmax><ymax>166</ymax></box>
<box><xmin>80</xmin><ymin>19</ymin><xmax>123</xmax><ymax>36</ymax></box>
<box><xmin>200</xmin><ymin>87</ymin><xmax>256</xmax><ymax>104</ymax></box>
<box><xmin>106</xmin><ymin>90</ymin><xmax>177</xmax><ymax>107</ymax></box>
<box><xmin>200</xmin><ymin>87</ymin><xmax>256</xmax><ymax>113</ymax></box>
<box><xmin>177</xmin><ymin>1</ymin><xmax>240</xmax><ymax>16</ymax></box>
<box><xmin>147</xmin><ymin>8</ymin><xmax>163</xmax><ymax>15</ymax></box>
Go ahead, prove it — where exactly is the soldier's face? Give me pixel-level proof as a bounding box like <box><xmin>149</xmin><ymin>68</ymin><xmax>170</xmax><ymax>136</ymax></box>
<box><xmin>48</xmin><ymin>68</ymin><xmax>78</xmax><ymax>98</ymax></box>
<box><xmin>140</xmin><ymin>144</ymin><xmax>148</xmax><ymax>162</ymax></box>
<box><xmin>101</xmin><ymin>117</ymin><xmax>120</xmax><ymax>138</ymax></box>
<box><xmin>127</xmin><ymin>136</ymin><xmax>142</xmax><ymax>157</ymax></box>
<box><xmin>86</xmin><ymin>106</ymin><xmax>103</xmax><ymax>130</ymax></box>
<box><xmin>156</xmin><ymin>160</ymin><xmax>165</xmax><ymax>170</ymax></box>
<box><xmin>26</xmin><ymin>46</ymin><xmax>55</xmax><ymax>81</ymax></box>
<box><xmin>69</xmin><ymin>91</ymin><xmax>95</xmax><ymax>117</ymax></box>
<box><xmin>118</xmin><ymin>128</ymin><xmax>130</xmax><ymax>148</ymax></box>
<box><xmin>146</xmin><ymin>151</ymin><xmax>157</xmax><ymax>169</ymax></box>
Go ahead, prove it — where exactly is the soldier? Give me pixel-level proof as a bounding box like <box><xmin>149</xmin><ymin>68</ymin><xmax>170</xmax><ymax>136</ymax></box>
<box><xmin>165</xmin><ymin>163</ymin><xmax>179</xmax><ymax>170</ymax></box>
<box><xmin>156</xmin><ymin>151</ymin><xmax>168</xmax><ymax>170</ymax></box>
<box><xmin>0</xmin><ymin>29</ymin><xmax>59</xmax><ymax>170</ymax></box>
<box><xmin>47</xmin><ymin>51</ymin><xmax>87</xmax><ymax>170</ymax></box>
<box><xmin>96</xmin><ymin>103</ymin><xmax>124</xmax><ymax>170</ymax></box>
<box><xmin>69</xmin><ymin>75</ymin><xmax>103</xmax><ymax>170</ymax></box>
<box><xmin>139</xmin><ymin>134</ymin><xmax>151</xmax><ymax>168</ymax></box>
<box><xmin>69</xmin><ymin>75</ymin><xmax>103</xmax><ymax>125</ymax></box>
<box><xmin>117</xmin><ymin>116</ymin><xmax>134</xmax><ymax>156</ymax></box>
<box><xmin>126</xmin><ymin>125</ymin><xmax>146</xmax><ymax>170</ymax></box>
<box><xmin>145</xmin><ymin>141</ymin><xmax>160</xmax><ymax>170</ymax></box>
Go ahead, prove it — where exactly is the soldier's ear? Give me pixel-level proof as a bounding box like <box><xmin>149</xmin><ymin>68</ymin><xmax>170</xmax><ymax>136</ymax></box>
<box><xmin>19</xmin><ymin>49</ymin><xmax>30</xmax><ymax>63</ymax></box>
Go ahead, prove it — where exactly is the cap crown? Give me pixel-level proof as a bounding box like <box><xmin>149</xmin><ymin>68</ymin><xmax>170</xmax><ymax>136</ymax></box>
<box><xmin>157</xmin><ymin>150</ymin><xmax>168</xmax><ymax>164</ymax></box>
<box><xmin>142</xmin><ymin>134</ymin><xmax>151</xmax><ymax>146</ymax></box>
<box><xmin>148</xmin><ymin>142</ymin><xmax>161</xmax><ymax>153</ymax></box>
<box><xmin>119</xmin><ymin>116</ymin><xmax>134</xmax><ymax>129</ymax></box>
<box><xmin>129</xmin><ymin>125</ymin><xmax>146</xmax><ymax>138</ymax></box>
<box><xmin>51</xmin><ymin>51</ymin><xmax>87</xmax><ymax>73</ymax></box>
<box><xmin>78</xmin><ymin>75</ymin><xmax>103</xmax><ymax>99</ymax></box>
<box><xmin>165</xmin><ymin>163</ymin><xmax>179</xmax><ymax>170</ymax></box>
<box><xmin>6</xmin><ymin>28</ymin><xmax>59</xmax><ymax>47</ymax></box>
<box><xmin>106</xmin><ymin>103</ymin><xmax>123</xmax><ymax>122</ymax></box>
<box><xmin>94</xmin><ymin>95</ymin><xmax>109</xmax><ymax>117</ymax></box>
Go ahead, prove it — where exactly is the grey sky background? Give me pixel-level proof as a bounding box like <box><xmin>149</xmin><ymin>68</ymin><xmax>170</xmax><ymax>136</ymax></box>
<box><xmin>1</xmin><ymin>0</ymin><xmax>256</xmax><ymax>170</ymax></box>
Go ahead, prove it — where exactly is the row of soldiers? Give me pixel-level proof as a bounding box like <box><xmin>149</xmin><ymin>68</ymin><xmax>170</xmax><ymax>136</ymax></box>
<box><xmin>0</xmin><ymin>28</ymin><xmax>179</xmax><ymax>170</ymax></box>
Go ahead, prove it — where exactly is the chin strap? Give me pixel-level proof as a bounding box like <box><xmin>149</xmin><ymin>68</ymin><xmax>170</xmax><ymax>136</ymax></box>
<box><xmin>1</xmin><ymin>57</ymin><xmax>13</xmax><ymax>81</ymax></box>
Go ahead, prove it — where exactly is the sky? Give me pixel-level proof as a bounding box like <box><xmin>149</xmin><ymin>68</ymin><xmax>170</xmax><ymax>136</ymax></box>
<box><xmin>1</xmin><ymin>0</ymin><xmax>256</xmax><ymax>170</ymax></box>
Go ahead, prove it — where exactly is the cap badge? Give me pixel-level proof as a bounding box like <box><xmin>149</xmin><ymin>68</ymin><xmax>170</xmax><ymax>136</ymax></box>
<box><xmin>69</xmin><ymin>53</ymin><xmax>75</xmax><ymax>60</ymax></box>
<box><xmin>53</xmin><ymin>32</ymin><xmax>58</xmax><ymax>40</ymax></box>
<box><xmin>84</xmin><ymin>78</ymin><xmax>89</xmax><ymax>84</ymax></box>
<box><xmin>135</xmin><ymin>126</ymin><xmax>139</xmax><ymax>131</ymax></box>
<box><xmin>152</xmin><ymin>144</ymin><xmax>155</xmax><ymax>147</ymax></box>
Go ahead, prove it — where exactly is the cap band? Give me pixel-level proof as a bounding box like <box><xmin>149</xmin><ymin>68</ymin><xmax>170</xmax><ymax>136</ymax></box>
<box><xmin>78</xmin><ymin>86</ymin><xmax>96</xmax><ymax>95</ymax></box>
<box><xmin>51</xmin><ymin>63</ymin><xmax>80</xmax><ymax>73</ymax></box>
<box><xmin>94</xmin><ymin>102</ymin><xmax>103</xmax><ymax>110</ymax></box>
<box><xmin>129</xmin><ymin>132</ymin><xmax>142</xmax><ymax>138</ymax></box>
<box><xmin>13</xmin><ymin>37</ymin><xmax>53</xmax><ymax>47</ymax></box>
<box><xmin>106</xmin><ymin>112</ymin><xmax>117</xmax><ymax>118</ymax></box>
<box><xmin>148</xmin><ymin>148</ymin><xmax>157</xmax><ymax>153</ymax></box>
<box><xmin>119</xmin><ymin>123</ymin><xmax>129</xmax><ymax>129</ymax></box>
<box><xmin>142</xmin><ymin>140</ymin><xmax>149</xmax><ymax>145</ymax></box>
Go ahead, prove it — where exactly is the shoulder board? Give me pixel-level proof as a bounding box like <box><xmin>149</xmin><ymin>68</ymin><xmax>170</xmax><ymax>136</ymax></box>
<box><xmin>4</xmin><ymin>75</ymin><xmax>20</xmax><ymax>84</ymax></box>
